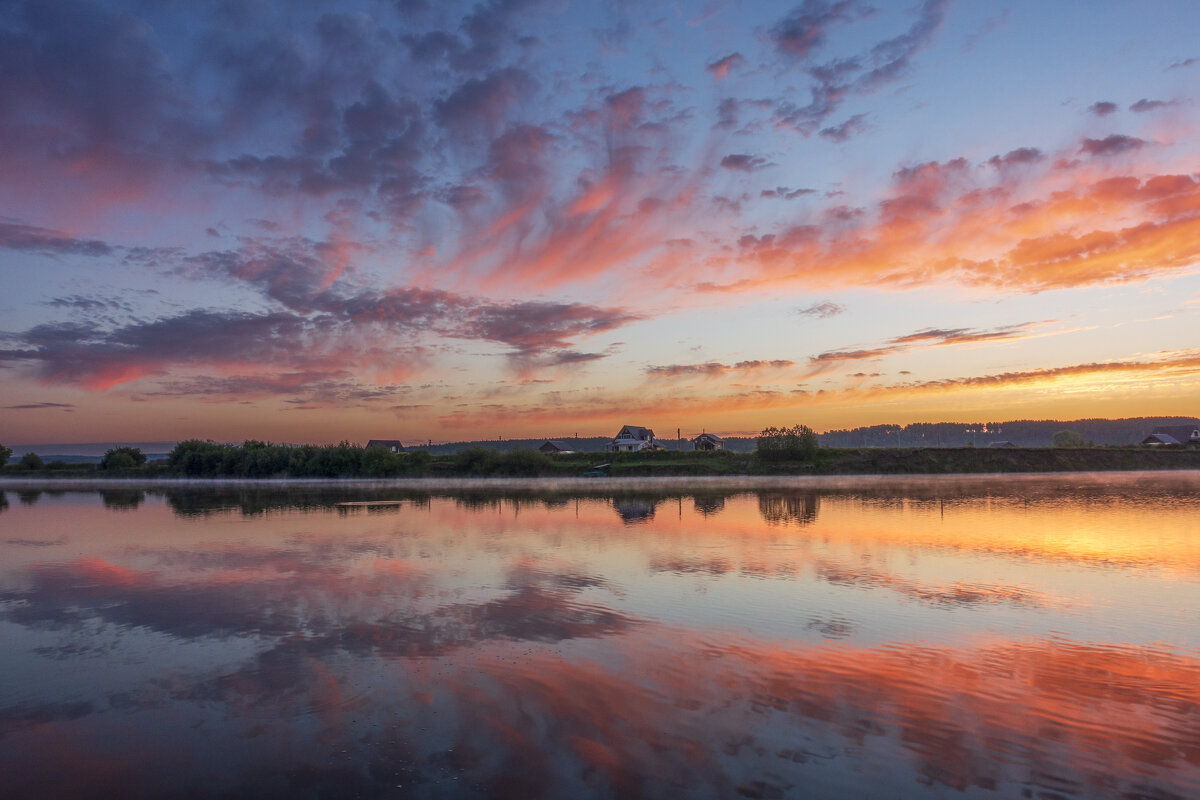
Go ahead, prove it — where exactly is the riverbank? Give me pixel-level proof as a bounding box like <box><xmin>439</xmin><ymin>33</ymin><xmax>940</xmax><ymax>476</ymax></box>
<box><xmin>3</xmin><ymin>445</ymin><xmax>1199</xmax><ymax>480</ymax></box>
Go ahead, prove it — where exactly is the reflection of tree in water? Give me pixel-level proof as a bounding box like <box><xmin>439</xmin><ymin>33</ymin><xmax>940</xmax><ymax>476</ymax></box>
<box><xmin>692</xmin><ymin>494</ymin><xmax>726</xmax><ymax>516</ymax></box>
<box><xmin>612</xmin><ymin>497</ymin><xmax>660</xmax><ymax>523</ymax></box>
<box><xmin>17</xmin><ymin>490</ymin><xmax>42</xmax><ymax>506</ymax></box>
<box><xmin>757</xmin><ymin>492</ymin><xmax>820</xmax><ymax>525</ymax></box>
<box><xmin>0</xmin><ymin>492</ymin><xmax>7</xmax><ymax>514</ymax></box>
<box><xmin>100</xmin><ymin>490</ymin><xmax>145</xmax><ymax>510</ymax></box>
<box><xmin>163</xmin><ymin>488</ymin><xmax>434</xmax><ymax>517</ymax></box>
<box><xmin>454</xmin><ymin>494</ymin><xmax>569</xmax><ymax>514</ymax></box>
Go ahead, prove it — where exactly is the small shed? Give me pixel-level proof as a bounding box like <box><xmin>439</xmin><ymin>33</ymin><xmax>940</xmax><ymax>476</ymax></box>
<box><xmin>366</xmin><ymin>439</ymin><xmax>405</xmax><ymax>453</ymax></box>
<box><xmin>988</xmin><ymin>440</ymin><xmax>1017</xmax><ymax>448</ymax></box>
<box><xmin>1142</xmin><ymin>433</ymin><xmax>1181</xmax><ymax>446</ymax></box>
<box><xmin>692</xmin><ymin>432</ymin><xmax>724</xmax><ymax>451</ymax></box>
<box><xmin>539</xmin><ymin>440</ymin><xmax>574</xmax><ymax>454</ymax></box>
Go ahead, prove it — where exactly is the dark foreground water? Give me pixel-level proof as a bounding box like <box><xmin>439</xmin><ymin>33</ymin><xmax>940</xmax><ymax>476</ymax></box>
<box><xmin>2</xmin><ymin>473</ymin><xmax>1199</xmax><ymax>799</ymax></box>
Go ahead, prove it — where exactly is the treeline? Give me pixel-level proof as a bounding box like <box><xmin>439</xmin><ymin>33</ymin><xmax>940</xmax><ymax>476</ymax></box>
<box><xmin>164</xmin><ymin>440</ymin><xmax>751</xmax><ymax>478</ymax></box>
<box><xmin>818</xmin><ymin>417</ymin><xmax>1199</xmax><ymax>448</ymax></box>
<box><xmin>168</xmin><ymin>440</ymin><xmax>433</xmax><ymax>477</ymax></box>
<box><xmin>411</xmin><ymin>436</ymin><xmax>759</xmax><ymax>454</ymax></box>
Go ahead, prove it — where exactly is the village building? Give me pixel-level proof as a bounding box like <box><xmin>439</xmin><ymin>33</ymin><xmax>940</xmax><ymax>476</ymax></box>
<box><xmin>607</xmin><ymin>425</ymin><xmax>657</xmax><ymax>452</ymax></box>
<box><xmin>692</xmin><ymin>432</ymin><xmax>724</xmax><ymax>451</ymax></box>
<box><xmin>538</xmin><ymin>440</ymin><xmax>574</xmax><ymax>454</ymax></box>
<box><xmin>988</xmin><ymin>440</ymin><xmax>1017</xmax><ymax>448</ymax></box>
<box><xmin>365</xmin><ymin>439</ymin><xmax>405</xmax><ymax>453</ymax></box>
<box><xmin>1141</xmin><ymin>425</ymin><xmax>1200</xmax><ymax>446</ymax></box>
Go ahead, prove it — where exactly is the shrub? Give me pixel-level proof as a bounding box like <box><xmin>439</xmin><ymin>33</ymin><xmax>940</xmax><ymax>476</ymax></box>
<box><xmin>19</xmin><ymin>452</ymin><xmax>44</xmax><ymax>470</ymax></box>
<box><xmin>494</xmin><ymin>448</ymin><xmax>553</xmax><ymax>476</ymax></box>
<box><xmin>363</xmin><ymin>445</ymin><xmax>404</xmax><ymax>477</ymax></box>
<box><xmin>454</xmin><ymin>446</ymin><xmax>501</xmax><ymax>475</ymax></box>
<box><xmin>1051</xmin><ymin>430</ymin><xmax>1085</xmax><ymax>448</ymax></box>
<box><xmin>101</xmin><ymin>447</ymin><xmax>146</xmax><ymax>470</ymax></box>
<box><xmin>756</xmin><ymin>424</ymin><xmax>820</xmax><ymax>461</ymax></box>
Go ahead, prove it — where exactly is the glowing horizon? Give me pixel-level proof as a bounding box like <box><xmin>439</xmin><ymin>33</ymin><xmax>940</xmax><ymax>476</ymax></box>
<box><xmin>2</xmin><ymin>1</ymin><xmax>1199</xmax><ymax>445</ymax></box>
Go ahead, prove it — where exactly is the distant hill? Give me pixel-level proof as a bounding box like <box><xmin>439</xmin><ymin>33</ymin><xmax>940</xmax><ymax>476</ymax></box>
<box><xmin>6</xmin><ymin>441</ymin><xmax>177</xmax><ymax>463</ymax></box>
<box><xmin>817</xmin><ymin>417</ymin><xmax>1199</xmax><ymax>448</ymax></box>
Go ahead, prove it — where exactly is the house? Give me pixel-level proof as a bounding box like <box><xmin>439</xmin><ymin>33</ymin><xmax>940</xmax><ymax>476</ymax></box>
<box><xmin>365</xmin><ymin>439</ymin><xmax>405</xmax><ymax>453</ymax></box>
<box><xmin>1142</xmin><ymin>425</ymin><xmax>1200</xmax><ymax>446</ymax></box>
<box><xmin>692</xmin><ymin>432</ymin><xmax>723</xmax><ymax>451</ymax></box>
<box><xmin>539</xmin><ymin>440</ymin><xmax>574</xmax><ymax>454</ymax></box>
<box><xmin>988</xmin><ymin>440</ymin><xmax>1017</xmax><ymax>448</ymax></box>
<box><xmin>607</xmin><ymin>425</ymin><xmax>656</xmax><ymax>452</ymax></box>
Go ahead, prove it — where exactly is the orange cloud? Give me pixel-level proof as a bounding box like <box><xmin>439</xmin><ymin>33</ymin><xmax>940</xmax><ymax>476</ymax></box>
<box><xmin>709</xmin><ymin>153</ymin><xmax>1200</xmax><ymax>296</ymax></box>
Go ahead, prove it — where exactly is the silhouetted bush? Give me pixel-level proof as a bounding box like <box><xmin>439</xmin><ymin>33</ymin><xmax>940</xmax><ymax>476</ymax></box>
<box><xmin>1052</xmin><ymin>430</ymin><xmax>1085</xmax><ymax>448</ymax></box>
<box><xmin>19</xmin><ymin>452</ymin><xmax>44</xmax><ymax>470</ymax></box>
<box><xmin>101</xmin><ymin>447</ymin><xmax>146</xmax><ymax>470</ymax></box>
<box><xmin>756</xmin><ymin>424</ymin><xmax>819</xmax><ymax>461</ymax></box>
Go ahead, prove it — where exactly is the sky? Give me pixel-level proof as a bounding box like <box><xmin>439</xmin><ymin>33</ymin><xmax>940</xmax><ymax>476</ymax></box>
<box><xmin>2</xmin><ymin>0</ymin><xmax>1199</xmax><ymax>446</ymax></box>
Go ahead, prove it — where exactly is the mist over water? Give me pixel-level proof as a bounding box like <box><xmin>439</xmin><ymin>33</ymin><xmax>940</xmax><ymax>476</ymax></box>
<box><xmin>2</xmin><ymin>473</ymin><xmax>1199</xmax><ymax>798</ymax></box>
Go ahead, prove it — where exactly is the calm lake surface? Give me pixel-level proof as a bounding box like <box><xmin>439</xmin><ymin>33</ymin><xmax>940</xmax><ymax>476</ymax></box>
<box><xmin>2</xmin><ymin>473</ymin><xmax>1199</xmax><ymax>799</ymax></box>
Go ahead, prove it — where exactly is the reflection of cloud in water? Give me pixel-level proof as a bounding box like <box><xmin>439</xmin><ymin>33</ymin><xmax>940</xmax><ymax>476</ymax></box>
<box><xmin>80</xmin><ymin>631</ymin><xmax>1200</xmax><ymax>799</ymax></box>
<box><xmin>3</xmin><ymin>477</ymin><xmax>1200</xmax><ymax>797</ymax></box>
<box><xmin>5</xmin><ymin>537</ymin><xmax>66</xmax><ymax>547</ymax></box>
<box><xmin>1</xmin><ymin>547</ymin><xmax>633</xmax><ymax>656</ymax></box>
<box><xmin>816</xmin><ymin>560</ymin><xmax>1053</xmax><ymax>609</ymax></box>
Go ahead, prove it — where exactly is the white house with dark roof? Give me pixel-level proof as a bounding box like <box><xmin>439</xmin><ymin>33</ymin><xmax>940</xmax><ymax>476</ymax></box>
<box><xmin>607</xmin><ymin>425</ymin><xmax>656</xmax><ymax>452</ymax></box>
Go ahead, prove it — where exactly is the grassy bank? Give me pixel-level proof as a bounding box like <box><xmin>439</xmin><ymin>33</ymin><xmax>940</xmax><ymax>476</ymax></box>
<box><xmin>3</xmin><ymin>443</ymin><xmax>1199</xmax><ymax>479</ymax></box>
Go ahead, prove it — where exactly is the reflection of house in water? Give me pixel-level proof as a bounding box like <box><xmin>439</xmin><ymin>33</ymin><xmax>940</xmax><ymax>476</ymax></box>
<box><xmin>692</xmin><ymin>494</ymin><xmax>726</xmax><ymax>516</ymax></box>
<box><xmin>757</xmin><ymin>492</ymin><xmax>820</xmax><ymax>525</ymax></box>
<box><xmin>611</xmin><ymin>496</ymin><xmax>661</xmax><ymax>523</ymax></box>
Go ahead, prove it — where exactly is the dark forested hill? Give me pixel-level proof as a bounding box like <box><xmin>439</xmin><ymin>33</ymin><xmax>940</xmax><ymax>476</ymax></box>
<box><xmin>817</xmin><ymin>417</ymin><xmax>1198</xmax><ymax>448</ymax></box>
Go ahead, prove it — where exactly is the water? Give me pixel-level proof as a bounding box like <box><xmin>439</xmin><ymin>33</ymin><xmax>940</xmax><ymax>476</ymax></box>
<box><xmin>1</xmin><ymin>473</ymin><xmax>1198</xmax><ymax>799</ymax></box>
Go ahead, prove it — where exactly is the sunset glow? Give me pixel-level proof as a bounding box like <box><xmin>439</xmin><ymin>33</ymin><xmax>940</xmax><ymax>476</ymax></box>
<box><xmin>2</xmin><ymin>1</ymin><xmax>1199</xmax><ymax>443</ymax></box>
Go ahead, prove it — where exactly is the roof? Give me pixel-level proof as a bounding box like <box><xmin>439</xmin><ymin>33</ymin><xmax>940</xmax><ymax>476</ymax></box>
<box><xmin>1143</xmin><ymin>433</ymin><xmax>1181</xmax><ymax>445</ymax></box>
<box><xmin>366</xmin><ymin>439</ymin><xmax>404</xmax><ymax>449</ymax></box>
<box><xmin>1151</xmin><ymin>425</ymin><xmax>1200</xmax><ymax>442</ymax></box>
<box><xmin>539</xmin><ymin>440</ymin><xmax>571</xmax><ymax>451</ymax></box>
<box><xmin>692</xmin><ymin>432</ymin><xmax>723</xmax><ymax>442</ymax></box>
<box><xmin>614</xmin><ymin>425</ymin><xmax>654</xmax><ymax>440</ymax></box>
<box><xmin>988</xmin><ymin>440</ymin><xmax>1016</xmax><ymax>448</ymax></box>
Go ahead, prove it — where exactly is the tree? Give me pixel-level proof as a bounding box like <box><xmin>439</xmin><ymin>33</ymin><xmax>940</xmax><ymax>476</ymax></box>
<box><xmin>756</xmin><ymin>424</ymin><xmax>820</xmax><ymax>461</ymax></box>
<box><xmin>101</xmin><ymin>447</ymin><xmax>146</xmax><ymax>470</ymax></box>
<box><xmin>1051</xmin><ymin>430</ymin><xmax>1085</xmax><ymax>448</ymax></box>
<box><xmin>19</xmin><ymin>452</ymin><xmax>44</xmax><ymax>470</ymax></box>
<box><xmin>0</xmin><ymin>443</ymin><xmax>11</xmax><ymax>467</ymax></box>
